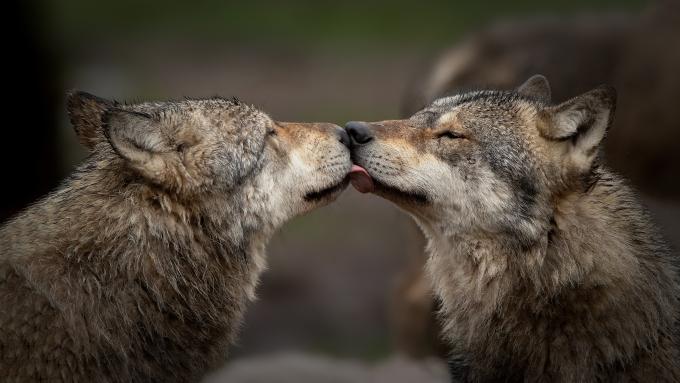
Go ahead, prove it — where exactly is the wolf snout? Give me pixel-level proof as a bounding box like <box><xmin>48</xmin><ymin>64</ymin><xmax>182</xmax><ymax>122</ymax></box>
<box><xmin>345</xmin><ymin>121</ymin><xmax>374</xmax><ymax>145</ymax></box>
<box><xmin>336</xmin><ymin>126</ymin><xmax>351</xmax><ymax>148</ymax></box>
<box><xmin>320</xmin><ymin>123</ymin><xmax>351</xmax><ymax>148</ymax></box>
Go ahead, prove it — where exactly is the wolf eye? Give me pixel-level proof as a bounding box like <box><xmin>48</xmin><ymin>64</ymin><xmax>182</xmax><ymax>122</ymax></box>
<box><xmin>266</xmin><ymin>129</ymin><xmax>277</xmax><ymax>137</ymax></box>
<box><xmin>437</xmin><ymin>131</ymin><xmax>465</xmax><ymax>140</ymax></box>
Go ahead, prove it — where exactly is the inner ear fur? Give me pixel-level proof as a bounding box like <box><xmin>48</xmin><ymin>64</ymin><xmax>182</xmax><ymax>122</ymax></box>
<box><xmin>104</xmin><ymin>108</ymin><xmax>176</xmax><ymax>183</ymax></box>
<box><xmin>539</xmin><ymin>85</ymin><xmax>617</xmax><ymax>172</ymax></box>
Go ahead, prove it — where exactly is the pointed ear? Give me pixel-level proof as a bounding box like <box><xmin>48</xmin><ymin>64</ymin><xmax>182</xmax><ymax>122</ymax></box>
<box><xmin>517</xmin><ymin>75</ymin><xmax>551</xmax><ymax>103</ymax></box>
<box><xmin>66</xmin><ymin>91</ymin><xmax>116</xmax><ymax>150</ymax></box>
<box><xmin>104</xmin><ymin>109</ymin><xmax>175</xmax><ymax>182</ymax></box>
<box><xmin>539</xmin><ymin>85</ymin><xmax>616</xmax><ymax>172</ymax></box>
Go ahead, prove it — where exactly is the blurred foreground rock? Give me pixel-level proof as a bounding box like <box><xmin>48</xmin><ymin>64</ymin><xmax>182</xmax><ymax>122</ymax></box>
<box><xmin>203</xmin><ymin>353</ymin><xmax>448</xmax><ymax>383</ymax></box>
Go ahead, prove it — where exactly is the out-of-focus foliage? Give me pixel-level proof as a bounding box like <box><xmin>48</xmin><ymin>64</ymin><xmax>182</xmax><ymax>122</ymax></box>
<box><xmin>48</xmin><ymin>0</ymin><xmax>645</xmax><ymax>47</ymax></box>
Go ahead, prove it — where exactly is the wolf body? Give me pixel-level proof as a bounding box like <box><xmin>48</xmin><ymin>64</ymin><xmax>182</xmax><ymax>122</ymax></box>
<box><xmin>347</xmin><ymin>76</ymin><xmax>680</xmax><ymax>382</ymax></box>
<box><xmin>0</xmin><ymin>92</ymin><xmax>351</xmax><ymax>382</ymax></box>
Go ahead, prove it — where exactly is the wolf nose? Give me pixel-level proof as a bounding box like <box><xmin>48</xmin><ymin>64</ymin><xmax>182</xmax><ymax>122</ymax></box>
<box><xmin>336</xmin><ymin>126</ymin><xmax>351</xmax><ymax>148</ymax></box>
<box><xmin>345</xmin><ymin>121</ymin><xmax>373</xmax><ymax>145</ymax></box>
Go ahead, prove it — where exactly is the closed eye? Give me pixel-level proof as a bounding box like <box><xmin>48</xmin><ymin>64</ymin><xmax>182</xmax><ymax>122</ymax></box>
<box><xmin>437</xmin><ymin>131</ymin><xmax>466</xmax><ymax>140</ymax></box>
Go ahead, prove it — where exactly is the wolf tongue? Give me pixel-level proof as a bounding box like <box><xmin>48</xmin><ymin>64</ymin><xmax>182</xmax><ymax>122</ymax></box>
<box><xmin>349</xmin><ymin>165</ymin><xmax>375</xmax><ymax>193</ymax></box>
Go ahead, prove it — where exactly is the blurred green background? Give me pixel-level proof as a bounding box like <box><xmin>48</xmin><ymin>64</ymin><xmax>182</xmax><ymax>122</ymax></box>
<box><xmin>35</xmin><ymin>0</ymin><xmax>646</xmax><ymax>171</ymax></box>
<box><xmin>49</xmin><ymin>0</ymin><xmax>644</xmax><ymax>47</ymax></box>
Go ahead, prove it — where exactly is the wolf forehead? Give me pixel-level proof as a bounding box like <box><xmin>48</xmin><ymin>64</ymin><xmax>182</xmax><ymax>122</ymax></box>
<box><xmin>415</xmin><ymin>90</ymin><xmax>544</xmax><ymax>162</ymax></box>
<box><xmin>68</xmin><ymin>91</ymin><xmax>272</xmax><ymax>131</ymax></box>
<box><xmin>415</xmin><ymin>90</ymin><xmax>544</xmax><ymax>124</ymax></box>
<box><xmin>420</xmin><ymin>90</ymin><xmax>544</xmax><ymax>169</ymax></box>
<box><xmin>116</xmin><ymin>97</ymin><xmax>271</xmax><ymax>127</ymax></box>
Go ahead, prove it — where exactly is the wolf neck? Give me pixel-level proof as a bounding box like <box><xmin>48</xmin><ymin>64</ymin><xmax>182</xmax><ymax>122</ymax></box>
<box><xmin>0</xmin><ymin>157</ymin><xmax>284</xmax><ymax>380</ymax></box>
<box><xmin>6</xmin><ymin>158</ymin><xmax>279</xmax><ymax>314</ymax></box>
<box><xmin>414</xmin><ymin>170</ymin><xmax>680</xmax><ymax>380</ymax></box>
<box><xmin>418</xmin><ymin>173</ymin><xmax>642</xmax><ymax>327</ymax></box>
<box><xmin>113</xmin><ymin>175</ymin><xmax>277</xmax><ymax>302</ymax></box>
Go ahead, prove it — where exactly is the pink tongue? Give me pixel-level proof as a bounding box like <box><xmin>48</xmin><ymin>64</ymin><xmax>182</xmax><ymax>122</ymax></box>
<box><xmin>349</xmin><ymin>165</ymin><xmax>375</xmax><ymax>193</ymax></box>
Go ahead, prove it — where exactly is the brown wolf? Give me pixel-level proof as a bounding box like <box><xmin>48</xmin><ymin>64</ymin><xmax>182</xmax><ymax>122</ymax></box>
<box><xmin>0</xmin><ymin>92</ymin><xmax>351</xmax><ymax>382</ymax></box>
<box><xmin>347</xmin><ymin>76</ymin><xmax>680</xmax><ymax>382</ymax></box>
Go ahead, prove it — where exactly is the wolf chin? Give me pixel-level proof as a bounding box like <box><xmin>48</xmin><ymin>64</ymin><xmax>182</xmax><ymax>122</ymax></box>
<box><xmin>348</xmin><ymin>75</ymin><xmax>680</xmax><ymax>382</ymax></box>
<box><xmin>0</xmin><ymin>92</ymin><xmax>351</xmax><ymax>382</ymax></box>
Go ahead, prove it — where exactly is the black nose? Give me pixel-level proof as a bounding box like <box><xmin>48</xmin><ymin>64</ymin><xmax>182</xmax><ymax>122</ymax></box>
<box><xmin>345</xmin><ymin>121</ymin><xmax>373</xmax><ymax>145</ymax></box>
<box><xmin>336</xmin><ymin>126</ymin><xmax>351</xmax><ymax>148</ymax></box>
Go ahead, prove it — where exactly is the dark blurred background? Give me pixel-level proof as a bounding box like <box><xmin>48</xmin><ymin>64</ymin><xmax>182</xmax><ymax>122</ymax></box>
<box><xmin>7</xmin><ymin>0</ymin><xmax>678</xmax><ymax>381</ymax></box>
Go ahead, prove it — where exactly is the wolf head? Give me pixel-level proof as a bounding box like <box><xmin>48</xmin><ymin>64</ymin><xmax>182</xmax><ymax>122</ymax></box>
<box><xmin>348</xmin><ymin>75</ymin><xmax>616</xmax><ymax>243</ymax></box>
<box><xmin>67</xmin><ymin>91</ymin><xmax>352</xmax><ymax>222</ymax></box>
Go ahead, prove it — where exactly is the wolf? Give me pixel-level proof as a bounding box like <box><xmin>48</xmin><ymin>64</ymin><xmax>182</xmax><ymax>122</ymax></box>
<box><xmin>395</xmin><ymin>2</ymin><xmax>680</xmax><ymax>361</ymax></box>
<box><xmin>0</xmin><ymin>91</ymin><xmax>351</xmax><ymax>382</ymax></box>
<box><xmin>347</xmin><ymin>75</ymin><xmax>680</xmax><ymax>382</ymax></box>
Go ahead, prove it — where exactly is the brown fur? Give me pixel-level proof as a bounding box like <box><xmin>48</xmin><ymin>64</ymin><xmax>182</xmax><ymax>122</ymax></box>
<box><xmin>0</xmin><ymin>92</ymin><xmax>351</xmax><ymax>382</ymax></box>
<box><xmin>349</xmin><ymin>77</ymin><xmax>680</xmax><ymax>381</ymax></box>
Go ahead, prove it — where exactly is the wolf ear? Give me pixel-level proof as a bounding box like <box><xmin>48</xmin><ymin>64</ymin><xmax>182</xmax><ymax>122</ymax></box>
<box><xmin>104</xmin><ymin>109</ymin><xmax>176</xmax><ymax>182</ymax></box>
<box><xmin>66</xmin><ymin>91</ymin><xmax>116</xmax><ymax>150</ymax></box>
<box><xmin>517</xmin><ymin>75</ymin><xmax>551</xmax><ymax>103</ymax></box>
<box><xmin>539</xmin><ymin>85</ymin><xmax>616</xmax><ymax>172</ymax></box>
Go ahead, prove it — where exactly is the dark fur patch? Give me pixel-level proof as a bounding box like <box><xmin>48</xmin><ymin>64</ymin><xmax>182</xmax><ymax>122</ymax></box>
<box><xmin>447</xmin><ymin>355</ymin><xmax>470</xmax><ymax>382</ymax></box>
<box><xmin>374</xmin><ymin>179</ymin><xmax>429</xmax><ymax>205</ymax></box>
<box><xmin>303</xmin><ymin>178</ymin><xmax>349</xmax><ymax>201</ymax></box>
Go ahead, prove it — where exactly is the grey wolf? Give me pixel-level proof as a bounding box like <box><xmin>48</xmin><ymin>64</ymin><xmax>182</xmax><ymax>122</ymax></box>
<box><xmin>0</xmin><ymin>91</ymin><xmax>351</xmax><ymax>382</ymax></box>
<box><xmin>347</xmin><ymin>75</ymin><xmax>680</xmax><ymax>381</ymax></box>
